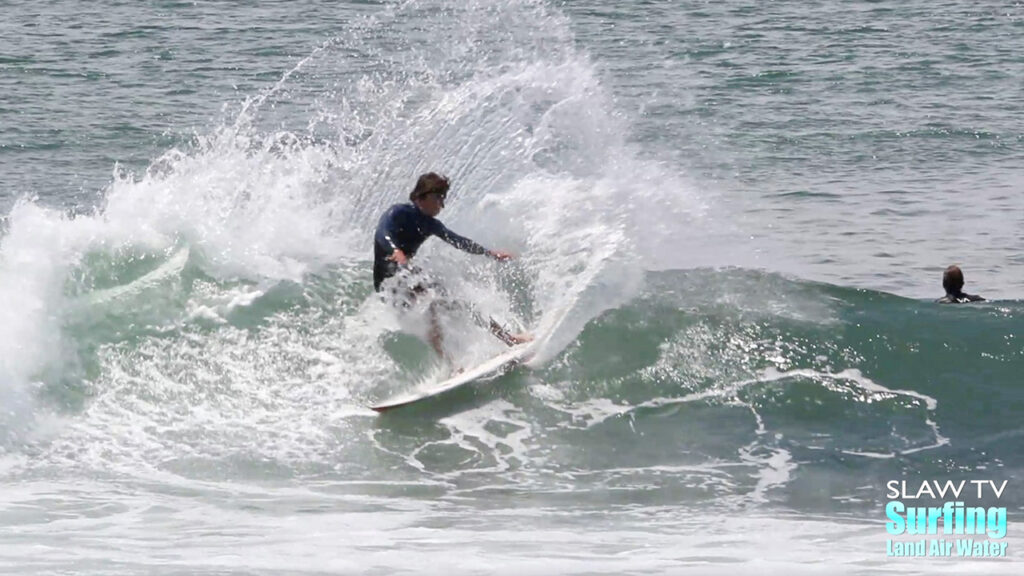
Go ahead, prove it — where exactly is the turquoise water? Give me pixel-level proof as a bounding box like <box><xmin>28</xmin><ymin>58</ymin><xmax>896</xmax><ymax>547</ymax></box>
<box><xmin>1</xmin><ymin>1</ymin><xmax>1022</xmax><ymax>573</ymax></box>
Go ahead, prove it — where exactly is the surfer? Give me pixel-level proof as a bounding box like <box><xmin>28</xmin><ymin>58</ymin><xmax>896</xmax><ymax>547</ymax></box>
<box><xmin>374</xmin><ymin>172</ymin><xmax>532</xmax><ymax>361</ymax></box>
<box><xmin>936</xmin><ymin>265</ymin><xmax>985</xmax><ymax>304</ymax></box>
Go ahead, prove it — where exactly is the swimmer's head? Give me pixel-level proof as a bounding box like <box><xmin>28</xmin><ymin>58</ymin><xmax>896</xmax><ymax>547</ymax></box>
<box><xmin>943</xmin><ymin>265</ymin><xmax>965</xmax><ymax>294</ymax></box>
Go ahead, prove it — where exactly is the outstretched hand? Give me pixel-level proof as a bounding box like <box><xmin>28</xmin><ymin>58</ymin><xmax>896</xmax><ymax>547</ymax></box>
<box><xmin>487</xmin><ymin>249</ymin><xmax>515</xmax><ymax>262</ymax></box>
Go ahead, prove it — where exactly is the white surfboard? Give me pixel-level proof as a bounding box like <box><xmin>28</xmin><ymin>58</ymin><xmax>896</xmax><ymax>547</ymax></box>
<box><xmin>370</xmin><ymin>344</ymin><xmax>533</xmax><ymax>412</ymax></box>
<box><xmin>370</xmin><ymin>305</ymin><xmax>569</xmax><ymax>413</ymax></box>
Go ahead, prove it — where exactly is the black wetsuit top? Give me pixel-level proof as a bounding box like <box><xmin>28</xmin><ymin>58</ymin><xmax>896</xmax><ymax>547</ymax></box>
<box><xmin>936</xmin><ymin>291</ymin><xmax>985</xmax><ymax>304</ymax></box>
<box><xmin>373</xmin><ymin>202</ymin><xmax>487</xmax><ymax>291</ymax></box>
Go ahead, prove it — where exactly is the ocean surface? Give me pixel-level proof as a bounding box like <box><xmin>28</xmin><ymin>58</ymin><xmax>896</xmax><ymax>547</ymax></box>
<box><xmin>1</xmin><ymin>1</ymin><xmax>1022</xmax><ymax>574</ymax></box>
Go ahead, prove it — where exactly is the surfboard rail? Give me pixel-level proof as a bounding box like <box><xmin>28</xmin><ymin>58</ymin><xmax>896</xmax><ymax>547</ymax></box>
<box><xmin>370</xmin><ymin>344</ymin><xmax>532</xmax><ymax>412</ymax></box>
<box><xmin>370</xmin><ymin>303</ymin><xmax>571</xmax><ymax>413</ymax></box>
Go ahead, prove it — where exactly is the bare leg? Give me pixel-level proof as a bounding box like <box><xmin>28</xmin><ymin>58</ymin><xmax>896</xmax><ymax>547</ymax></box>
<box><xmin>425</xmin><ymin>295</ymin><xmax>531</xmax><ymax>368</ymax></box>
<box><xmin>427</xmin><ymin>301</ymin><xmax>455</xmax><ymax>367</ymax></box>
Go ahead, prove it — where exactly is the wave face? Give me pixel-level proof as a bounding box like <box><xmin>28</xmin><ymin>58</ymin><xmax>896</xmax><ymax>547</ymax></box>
<box><xmin>6</xmin><ymin>260</ymin><xmax>1023</xmax><ymax>508</ymax></box>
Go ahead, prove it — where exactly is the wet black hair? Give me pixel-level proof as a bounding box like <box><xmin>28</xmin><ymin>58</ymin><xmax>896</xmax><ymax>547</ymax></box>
<box><xmin>943</xmin><ymin>265</ymin><xmax>965</xmax><ymax>293</ymax></box>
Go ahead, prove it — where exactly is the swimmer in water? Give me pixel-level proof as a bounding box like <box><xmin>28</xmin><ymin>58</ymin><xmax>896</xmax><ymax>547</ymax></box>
<box><xmin>936</xmin><ymin>265</ymin><xmax>985</xmax><ymax>304</ymax></box>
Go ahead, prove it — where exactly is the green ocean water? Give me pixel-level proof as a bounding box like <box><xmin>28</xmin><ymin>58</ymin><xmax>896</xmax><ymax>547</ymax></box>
<box><xmin>1</xmin><ymin>1</ymin><xmax>1022</xmax><ymax>574</ymax></box>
